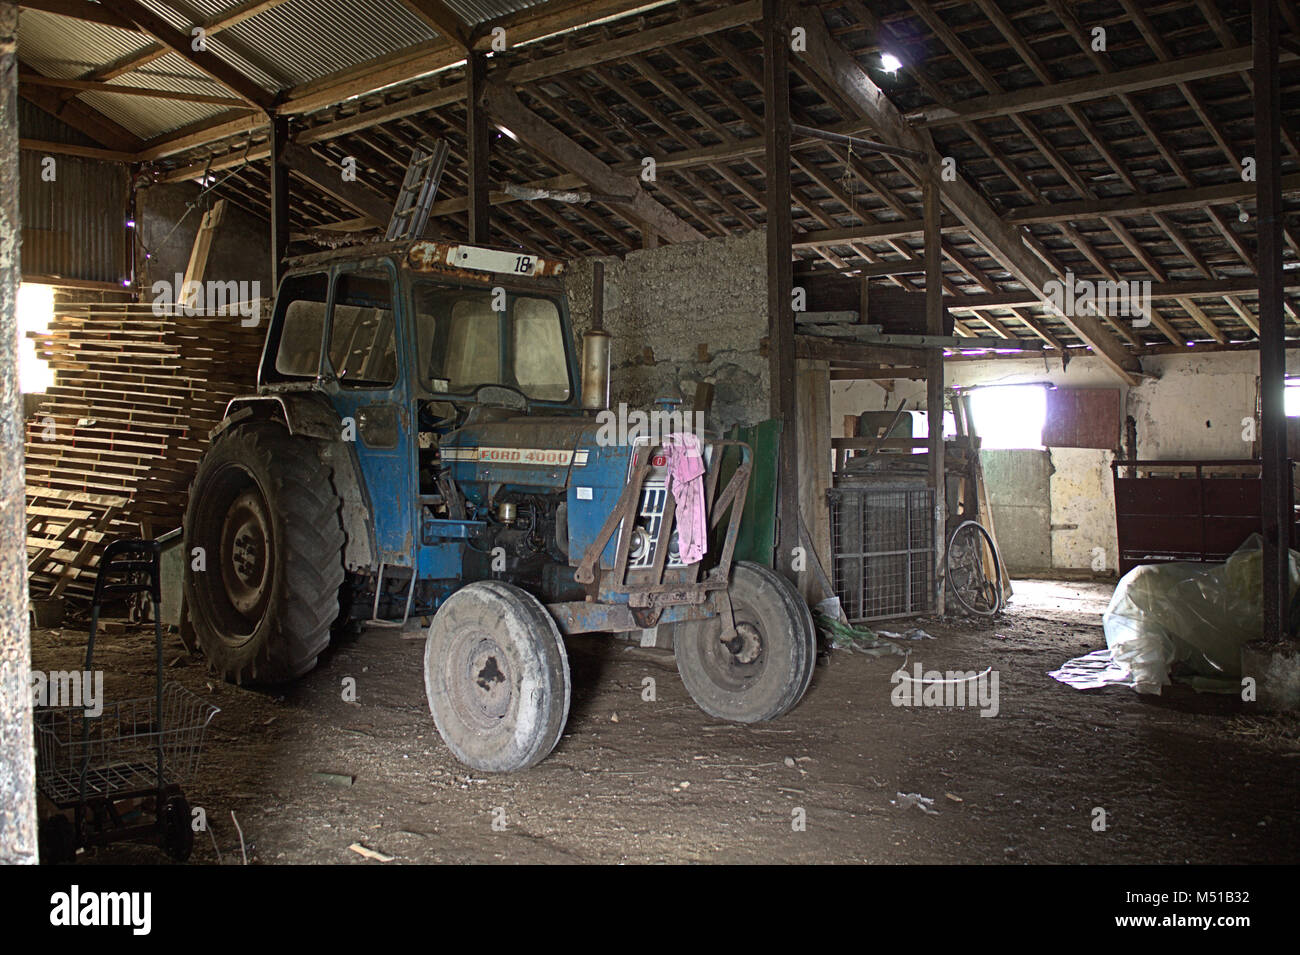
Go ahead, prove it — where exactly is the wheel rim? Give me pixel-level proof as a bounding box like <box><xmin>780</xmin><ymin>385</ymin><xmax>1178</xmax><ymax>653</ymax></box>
<box><xmin>701</xmin><ymin>610</ymin><xmax>767</xmax><ymax>690</ymax></box>
<box><xmin>947</xmin><ymin>521</ymin><xmax>1002</xmax><ymax>615</ymax></box>
<box><xmin>447</xmin><ymin>632</ymin><xmax>514</xmax><ymax>729</ymax></box>
<box><xmin>193</xmin><ymin>462</ymin><xmax>275</xmax><ymax>642</ymax></box>
<box><xmin>220</xmin><ymin>489</ymin><xmax>272</xmax><ymax>618</ymax></box>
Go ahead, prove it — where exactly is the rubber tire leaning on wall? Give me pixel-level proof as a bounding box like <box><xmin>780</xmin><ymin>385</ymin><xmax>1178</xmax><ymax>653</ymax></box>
<box><xmin>184</xmin><ymin>422</ymin><xmax>346</xmax><ymax>684</ymax></box>
<box><xmin>670</xmin><ymin>561</ymin><xmax>817</xmax><ymax>722</ymax></box>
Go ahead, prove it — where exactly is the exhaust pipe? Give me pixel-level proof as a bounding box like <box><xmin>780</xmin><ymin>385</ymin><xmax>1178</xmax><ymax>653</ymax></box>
<box><xmin>581</xmin><ymin>261</ymin><xmax>611</xmax><ymax>411</ymax></box>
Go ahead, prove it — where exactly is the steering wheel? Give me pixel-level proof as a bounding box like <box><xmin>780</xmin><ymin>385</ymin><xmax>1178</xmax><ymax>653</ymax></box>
<box><xmin>470</xmin><ymin>384</ymin><xmax>529</xmax><ymax>411</ymax></box>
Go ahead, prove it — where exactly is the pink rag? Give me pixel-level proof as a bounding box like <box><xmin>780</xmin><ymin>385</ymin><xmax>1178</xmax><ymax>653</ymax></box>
<box><xmin>663</xmin><ymin>432</ymin><xmax>707</xmax><ymax>564</ymax></box>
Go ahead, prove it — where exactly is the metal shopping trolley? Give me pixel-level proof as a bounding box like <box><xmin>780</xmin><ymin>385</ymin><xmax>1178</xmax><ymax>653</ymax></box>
<box><xmin>35</xmin><ymin>539</ymin><xmax>220</xmax><ymax>863</ymax></box>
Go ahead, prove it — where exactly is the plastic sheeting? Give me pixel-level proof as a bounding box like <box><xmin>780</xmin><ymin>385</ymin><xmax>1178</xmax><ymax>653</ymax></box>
<box><xmin>1071</xmin><ymin>534</ymin><xmax>1300</xmax><ymax>695</ymax></box>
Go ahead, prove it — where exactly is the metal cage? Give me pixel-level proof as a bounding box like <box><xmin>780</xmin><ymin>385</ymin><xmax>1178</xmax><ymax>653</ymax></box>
<box><xmin>828</xmin><ymin>485</ymin><xmax>935</xmax><ymax>622</ymax></box>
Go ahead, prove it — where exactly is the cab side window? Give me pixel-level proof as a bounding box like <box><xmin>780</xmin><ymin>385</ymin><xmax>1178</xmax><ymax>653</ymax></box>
<box><xmin>328</xmin><ymin>269</ymin><xmax>398</xmax><ymax>388</ymax></box>
<box><xmin>272</xmin><ymin>273</ymin><xmax>328</xmax><ymax>378</ymax></box>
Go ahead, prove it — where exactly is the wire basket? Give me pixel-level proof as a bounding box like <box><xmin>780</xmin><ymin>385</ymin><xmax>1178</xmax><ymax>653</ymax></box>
<box><xmin>34</xmin><ymin>683</ymin><xmax>220</xmax><ymax>805</ymax></box>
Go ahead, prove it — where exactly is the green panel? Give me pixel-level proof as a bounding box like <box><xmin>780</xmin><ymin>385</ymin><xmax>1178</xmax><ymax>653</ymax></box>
<box><xmin>719</xmin><ymin>419</ymin><xmax>781</xmax><ymax>567</ymax></box>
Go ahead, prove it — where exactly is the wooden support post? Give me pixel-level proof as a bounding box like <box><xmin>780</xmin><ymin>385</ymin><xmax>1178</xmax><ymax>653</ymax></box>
<box><xmin>466</xmin><ymin>50</ymin><xmax>491</xmax><ymax>244</ymax></box>
<box><xmin>0</xmin><ymin>0</ymin><xmax>37</xmax><ymax>864</ymax></box>
<box><xmin>1255</xmin><ymin>0</ymin><xmax>1288</xmax><ymax>642</ymax></box>
<box><xmin>924</xmin><ymin>175</ymin><xmax>947</xmax><ymax>614</ymax></box>
<box><xmin>763</xmin><ymin>0</ymin><xmax>797</xmax><ymax>576</ymax></box>
<box><xmin>796</xmin><ymin>359</ymin><xmax>832</xmax><ymax>602</ymax></box>
<box><xmin>269</xmin><ymin>115</ymin><xmax>290</xmax><ymax>286</ymax></box>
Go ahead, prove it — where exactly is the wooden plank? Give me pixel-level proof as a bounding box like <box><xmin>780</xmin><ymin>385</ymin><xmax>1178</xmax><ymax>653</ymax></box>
<box><xmin>181</xmin><ymin>199</ymin><xmax>227</xmax><ymax>307</ymax></box>
<box><xmin>19</xmin><ymin>74</ymin><xmax>253</xmax><ymax>108</ymax></box>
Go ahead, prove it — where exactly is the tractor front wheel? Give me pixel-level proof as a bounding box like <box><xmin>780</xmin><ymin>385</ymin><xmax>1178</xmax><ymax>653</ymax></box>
<box><xmin>671</xmin><ymin>561</ymin><xmax>816</xmax><ymax>723</ymax></box>
<box><xmin>424</xmin><ymin>581</ymin><xmax>571</xmax><ymax>773</ymax></box>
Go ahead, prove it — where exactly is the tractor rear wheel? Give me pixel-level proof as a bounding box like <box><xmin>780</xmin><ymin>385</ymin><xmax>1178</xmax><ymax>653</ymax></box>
<box><xmin>424</xmin><ymin>581</ymin><xmax>570</xmax><ymax>772</ymax></box>
<box><xmin>184</xmin><ymin>422</ymin><xmax>346</xmax><ymax>684</ymax></box>
<box><xmin>671</xmin><ymin>561</ymin><xmax>816</xmax><ymax>723</ymax></box>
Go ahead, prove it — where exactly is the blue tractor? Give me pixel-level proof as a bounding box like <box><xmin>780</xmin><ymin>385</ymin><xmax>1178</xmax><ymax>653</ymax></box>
<box><xmin>183</xmin><ymin>240</ymin><xmax>816</xmax><ymax>771</ymax></box>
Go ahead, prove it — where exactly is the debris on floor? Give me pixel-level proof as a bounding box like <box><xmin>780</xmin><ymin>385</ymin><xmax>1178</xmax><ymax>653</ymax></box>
<box><xmin>893</xmin><ymin>792</ymin><xmax>939</xmax><ymax>815</ymax></box>
<box><xmin>878</xmin><ymin>627</ymin><xmax>936</xmax><ymax>641</ymax></box>
<box><xmin>348</xmin><ymin>843</ymin><xmax>394</xmax><ymax>862</ymax></box>
<box><xmin>815</xmin><ymin>614</ymin><xmax>906</xmax><ymax>656</ymax></box>
<box><xmin>1048</xmin><ymin>648</ymin><xmax>1137</xmax><ymax>691</ymax></box>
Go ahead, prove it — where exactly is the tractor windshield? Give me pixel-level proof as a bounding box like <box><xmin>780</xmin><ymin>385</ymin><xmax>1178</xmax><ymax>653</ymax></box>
<box><xmin>413</xmin><ymin>281</ymin><xmax>573</xmax><ymax>402</ymax></box>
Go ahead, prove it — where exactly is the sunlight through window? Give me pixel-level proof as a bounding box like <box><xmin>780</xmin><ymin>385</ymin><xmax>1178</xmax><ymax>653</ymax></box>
<box><xmin>967</xmin><ymin>384</ymin><xmax>1048</xmax><ymax>449</ymax></box>
<box><xmin>17</xmin><ymin>283</ymin><xmax>55</xmax><ymax>394</ymax></box>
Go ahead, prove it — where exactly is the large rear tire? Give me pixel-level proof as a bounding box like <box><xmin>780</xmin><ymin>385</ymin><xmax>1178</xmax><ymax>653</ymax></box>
<box><xmin>671</xmin><ymin>561</ymin><xmax>816</xmax><ymax>723</ymax></box>
<box><xmin>424</xmin><ymin>581</ymin><xmax>570</xmax><ymax>772</ymax></box>
<box><xmin>184</xmin><ymin>422</ymin><xmax>346</xmax><ymax>684</ymax></box>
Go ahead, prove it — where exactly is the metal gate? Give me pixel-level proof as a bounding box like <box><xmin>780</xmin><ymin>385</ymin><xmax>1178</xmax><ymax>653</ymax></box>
<box><xmin>828</xmin><ymin>485</ymin><xmax>935</xmax><ymax>622</ymax></box>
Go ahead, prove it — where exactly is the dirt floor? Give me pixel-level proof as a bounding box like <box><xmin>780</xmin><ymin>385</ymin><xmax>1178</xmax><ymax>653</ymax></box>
<box><xmin>30</xmin><ymin>578</ymin><xmax>1300</xmax><ymax>864</ymax></box>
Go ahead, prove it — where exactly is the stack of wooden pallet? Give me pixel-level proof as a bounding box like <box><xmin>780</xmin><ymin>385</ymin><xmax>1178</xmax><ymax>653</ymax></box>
<box><xmin>25</xmin><ymin>300</ymin><xmax>266</xmax><ymax>600</ymax></box>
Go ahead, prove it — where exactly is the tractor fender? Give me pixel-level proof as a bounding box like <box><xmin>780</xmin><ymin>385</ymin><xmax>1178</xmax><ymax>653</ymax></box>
<box><xmin>216</xmin><ymin>393</ymin><xmax>377</xmax><ymax>572</ymax></box>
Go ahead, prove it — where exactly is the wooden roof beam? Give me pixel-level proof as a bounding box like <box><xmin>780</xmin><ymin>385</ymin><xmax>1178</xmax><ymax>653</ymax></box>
<box><xmin>20</xmin><ymin>74</ymin><xmax>254</xmax><ymax>108</ymax></box>
<box><xmin>483</xmin><ymin>82</ymin><xmax>702</xmax><ymax>244</ymax></box>
<box><xmin>398</xmin><ymin>0</ymin><xmax>471</xmax><ymax>50</ymax></box>
<box><xmin>280</xmin><ymin>143</ymin><xmax>392</xmax><ymax>226</ymax></box>
<box><xmin>17</xmin><ymin>69</ymin><xmax>145</xmax><ymax>152</ymax></box>
<box><xmin>906</xmin><ymin>44</ymin><xmax>1295</xmax><ymax>129</ymax></box>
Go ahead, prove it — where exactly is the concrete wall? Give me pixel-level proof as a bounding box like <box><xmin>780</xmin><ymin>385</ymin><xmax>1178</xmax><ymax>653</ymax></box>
<box><xmin>565</xmin><ymin>229</ymin><xmax>768</xmax><ymax>433</ymax></box>
<box><xmin>832</xmin><ymin>349</ymin><xmax>1294</xmax><ymax>575</ymax></box>
<box><xmin>136</xmin><ymin>182</ymin><xmax>272</xmax><ymax>293</ymax></box>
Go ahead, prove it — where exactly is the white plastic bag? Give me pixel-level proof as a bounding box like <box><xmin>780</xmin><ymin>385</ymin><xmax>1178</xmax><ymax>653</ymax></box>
<box><xmin>1101</xmin><ymin>534</ymin><xmax>1299</xmax><ymax>694</ymax></box>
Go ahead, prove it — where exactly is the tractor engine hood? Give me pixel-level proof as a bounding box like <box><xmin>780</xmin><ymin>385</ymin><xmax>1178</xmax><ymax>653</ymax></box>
<box><xmin>439</xmin><ymin>416</ymin><xmax>631</xmax><ymax>496</ymax></box>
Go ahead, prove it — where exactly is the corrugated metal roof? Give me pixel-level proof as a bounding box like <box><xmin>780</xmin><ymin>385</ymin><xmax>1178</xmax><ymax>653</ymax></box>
<box><xmin>15</xmin><ymin>0</ymin><xmax>630</xmax><ymax>143</ymax></box>
<box><xmin>17</xmin><ymin>9</ymin><xmax>149</xmax><ymax>76</ymax></box>
<box><xmin>136</xmin><ymin>0</ymin><xmax>285</xmax><ymax>88</ymax></box>
<box><xmin>17</xmin><ymin>7</ymin><xmax>275</xmax><ymax>139</ymax></box>
<box><xmin>210</xmin><ymin>0</ymin><xmax>437</xmax><ymax>87</ymax></box>
<box><xmin>442</xmin><ymin>0</ymin><xmax>548</xmax><ymax>26</ymax></box>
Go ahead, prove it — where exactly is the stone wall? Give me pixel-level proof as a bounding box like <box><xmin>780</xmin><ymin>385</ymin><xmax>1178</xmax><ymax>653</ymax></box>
<box><xmin>565</xmin><ymin>229</ymin><xmax>769</xmax><ymax>433</ymax></box>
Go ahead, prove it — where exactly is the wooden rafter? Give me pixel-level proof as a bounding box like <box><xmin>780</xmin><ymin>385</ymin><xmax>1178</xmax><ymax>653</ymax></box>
<box><xmin>800</xmin><ymin>8</ymin><xmax>1141</xmax><ymax>384</ymax></box>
